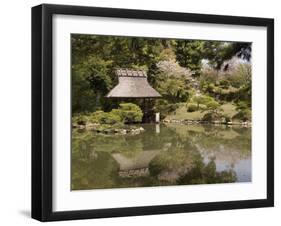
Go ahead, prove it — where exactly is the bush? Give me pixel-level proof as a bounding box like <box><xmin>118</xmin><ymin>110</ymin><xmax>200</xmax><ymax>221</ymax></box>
<box><xmin>99</xmin><ymin>112</ymin><xmax>122</xmax><ymax>125</ymax></box>
<box><xmin>88</xmin><ymin>110</ymin><xmax>122</xmax><ymax>125</ymax></box>
<box><xmin>219</xmin><ymin>79</ymin><xmax>230</xmax><ymax>88</ymax></box>
<box><xmin>167</xmin><ymin>103</ymin><xmax>180</xmax><ymax>112</ymax></box>
<box><xmin>202</xmin><ymin>112</ymin><xmax>223</xmax><ymax>122</ymax></box>
<box><xmin>222</xmin><ymin>114</ymin><xmax>231</xmax><ymax>123</ymax></box>
<box><xmin>154</xmin><ymin>100</ymin><xmax>179</xmax><ymax>119</ymax></box>
<box><xmin>205</xmin><ymin>100</ymin><xmax>220</xmax><ymax>112</ymax></box>
<box><xmin>187</xmin><ymin>103</ymin><xmax>197</xmax><ymax>112</ymax></box>
<box><xmin>72</xmin><ymin>114</ymin><xmax>88</xmax><ymax>125</ymax></box>
<box><xmin>72</xmin><ymin>103</ymin><xmax>144</xmax><ymax>126</ymax></box>
<box><xmin>117</xmin><ymin>103</ymin><xmax>143</xmax><ymax>123</ymax></box>
<box><xmin>192</xmin><ymin>94</ymin><xmax>213</xmax><ymax>110</ymax></box>
<box><xmin>232</xmin><ymin>109</ymin><xmax>251</xmax><ymax>122</ymax></box>
<box><xmin>199</xmin><ymin>104</ymin><xmax>207</xmax><ymax>111</ymax></box>
<box><xmin>236</xmin><ymin>101</ymin><xmax>250</xmax><ymax>111</ymax></box>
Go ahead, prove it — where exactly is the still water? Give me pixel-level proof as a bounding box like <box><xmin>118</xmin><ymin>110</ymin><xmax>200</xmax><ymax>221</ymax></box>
<box><xmin>71</xmin><ymin>123</ymin><xmax>251</xmax><ymax>190</ymax></box>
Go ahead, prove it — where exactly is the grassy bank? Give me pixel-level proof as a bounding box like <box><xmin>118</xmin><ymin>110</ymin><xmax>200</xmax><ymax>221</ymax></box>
<box><xmin>163</xmin><ymin>102</ymin><xmax>251</xmax><ymax>126</ymax></box>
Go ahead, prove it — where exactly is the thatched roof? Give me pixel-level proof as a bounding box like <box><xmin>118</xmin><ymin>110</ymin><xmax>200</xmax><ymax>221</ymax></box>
<box><xmin>106</xmin><ymin>69</ymin><xmax>161</xmax><ymax>98</ymax></box>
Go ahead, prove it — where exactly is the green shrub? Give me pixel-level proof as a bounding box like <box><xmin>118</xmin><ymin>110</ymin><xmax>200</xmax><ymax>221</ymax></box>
<box><xmin>187</xmin><ymin>103</ymin><xmax>197</xmax><ymax>112</ymax></box>
<box><xmin>199</xmin><ymin>104</ymin><xmax>207</xmax><ymax>111</ymax></box>
<box><xmin>88</xmin><ymin>111</ymin><xmax>104</xmax><ymax>123</ymax></box>
<box><xmin>168</xmin><ymin>103</ymin><xmax>179</xmax><ymax>112</ymax></box>
<box><xmin>99</xmin><ymin>112</ymin><xmax>122</xmax><ymax>125</ymax></box>
<box><xmin>72</xmin><ymin>114</ymin><xmax>88</xmax><ymax>125</ymax></box>
<box><xmin>88</xmin><ymin>110</ymin><xmax>122</xmax><ymax>125</ymax></box>
<box><xmin>154</xmin><ymin>100</ymin><xmax>173</xmax><ymax>119</ymax></box>
<box><xmin>201</xmin><ymin>112</ymin><xmax>223</xmax><ymax>122</ymax></box>
<box><xmin>219</xmin><ymin>79</ymin><xmax>230</xmax><ymax>88</ymax></box>
<box><xmin>73</xmin><ymin>103</ymin><xmax>144</xmax><ymax>126</ymax></box>
<box><xmin>205</xmin><ymin>100</ymin><xmax>220</xmax><ymax>112</ymax></box>
<box><xmin>192</xmin><ymin>94</ymin><xmax>213</xmax><ymax>110</ymax></box>
<box><xmin>236</xmin><ymin>101</ymin><xmax>250</xmax><ymax>111</ymax></box>
<box><xmin>222</xmin><ymin>114</ymin><xmax>231</xmax><ymax>123</ymax></box>
<box><xmin>206</xmin><ymin>83</ymin><xmax>216</xmax><ymax>93</ymax></box>
<box><xmin>232</xmin><ymin>109</ymin><xmax>251</xmax><ymax>122</ymax></box>
<box><xmin>118</xmin><ymin>103</ymin><xmax>143</xmax><ymax>123</ymax></box>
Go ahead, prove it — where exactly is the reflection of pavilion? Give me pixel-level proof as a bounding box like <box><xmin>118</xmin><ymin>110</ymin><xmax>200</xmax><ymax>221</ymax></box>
<box><xmin>112</xmin><ymin>150</ymin><xmax>162</xmax><ymax>178</ymax></box>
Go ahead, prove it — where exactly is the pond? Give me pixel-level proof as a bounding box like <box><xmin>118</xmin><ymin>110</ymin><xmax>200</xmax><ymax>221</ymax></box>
<box><xmin>71</xmin><ymin>123</ymin><xmax>251</xmax><ymax>190</ymax></box>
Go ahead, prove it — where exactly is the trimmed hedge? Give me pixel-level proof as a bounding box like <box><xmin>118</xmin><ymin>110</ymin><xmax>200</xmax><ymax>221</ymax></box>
<box><xmin>72</xmin><ymin>103</ymin><xmax>143</xmax><ymax>126</ymax></box>
<box><xmin>232</xmin><ymin>109</ymin><xmax>251</xmax><ymax>122</ymax></box>
<box><xmin>115</xmin><ymin>103</ymin><xmax>143</xmax><ymax>123</ymax></box>
<box><xmin>187</xmin><ymin>103</ymin><xmax>197</xmax><ymax>112</ymax></box>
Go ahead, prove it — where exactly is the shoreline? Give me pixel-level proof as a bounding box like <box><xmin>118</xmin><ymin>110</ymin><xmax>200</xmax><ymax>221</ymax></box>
<box><xmin>72</xmin><ymin>119</ymin><xmax>251</xmax><ymax>134</ymax></box>
<box><xmin>162</xmin><ymin>119</ymin><xmax>251</xmax><ymax>127</ymax></box>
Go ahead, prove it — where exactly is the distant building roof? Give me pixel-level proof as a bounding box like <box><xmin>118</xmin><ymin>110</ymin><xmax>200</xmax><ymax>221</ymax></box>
<box><xmin>106</xmin><ymin>69</ymin><xmax>161</xmax><ymax>98</ymax></box>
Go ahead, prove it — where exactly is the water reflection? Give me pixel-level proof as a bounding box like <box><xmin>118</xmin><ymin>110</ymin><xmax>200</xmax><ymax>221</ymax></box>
<box><xmin>71</xmin><ymin>123</ymin><xmax>251</xmax><ymax>190</ymax></box>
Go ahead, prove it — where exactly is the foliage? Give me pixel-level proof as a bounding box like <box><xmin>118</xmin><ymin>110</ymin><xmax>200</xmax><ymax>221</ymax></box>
<box><xmin>174</xmin><ymin>40</ymin><xmax>205</xmax><ymax>76</ymax></box>
<box><xmin>202</xmin><ymin>41</ymin><xmax>236</xmax><ymax>70</ymax></box>
<box><xmin>71</xmin><ymin>34</ymin><xmax>252</xmax><ymax>123</ymax></box>
<box><xmin>73</xmin><ymin>103</ymin><xmax>144</xmax><ymax>126</ymax></box>
<box><xmin>156</xmin><ymin>78</ymin><xmax>189</xmax><ymax>103</ymax></box>
<box><xmin>72</xmin><ymin>70</ymin><xmax>97</xmax><ymax>113</ymax></box>
<box><xmin>156</xmin><ymin>59</ymin><xmax>192</xmax><ymax>79</ymax></box>
<box><xmin>201</xmin><ymin>112</ymin><xmax>223</xmax><ymax>122</ymax></box>
<box><xmin>178</xmin><ymin>159</ymin><xmax>237</xmax><ymax>185</ymax></box>
<box><xmin>236</xmin><ymin>101</ymin><xmax>250</xmax><ymax>111</ymax></box>
<box><xmin>175</xmin><ymin>40</ymin><xmax>251</xmax><ymax>75</ymax></box>
<box><xmin>191</xmin><ymin>94</ymin><xmax>213</xmax><ymax>110</ymax></box>
<box><xmin>88</xmin><ymin>111</ymin><xmax>122</xmax><ymax>125</ymax></box>
<box><xmin>114</xmin><ymin>103</ymin><xmax>143</xmax><ymax>123</ymax></box>
<box><xmin>164</xmin><ymin>103</ymin><xmax>205</xmax><ymax>121</ymax></box>
<box><xmin>72</xmin><ymin>56</ymin><xmax>113</xmax><ymax>113</ymax></box>
<box><xmin>205</xmin><ymin>100</ymin><xmax>220</xmax><ymax>112</ymax></box>
<box><xmin>149</xmin><ymin>148</ymin><xmax>193</xmax><ymax>180</ymax></box>
<box><xmin>72</xmin><ymin>34</ymin><xmax>167</xmax><ymax>113</ymax></box>
<box><xmin>198</xmin><ymin>62</ymin><xmax>251</xmax><ymax>106</ymax></box>
<box><xmin>155</xmin><ymin>60</ymin><xmax>191</xmax><ymax>103</ymax></box>
<box><xmin>187</xmin><ymin>103</ymin><xmax>198</xmax><ymax>112</ymax></box>
<box><xmin>72</xmin><ymin>114</ymin><xmax>89</xmax><ymax>125</ymax></box>
<box><xmin>154</xmin><ymin>99</ymin><xmax>180</xmax><ymax>119</ymax></box>
<box><xmin>232</xmin><ymin>109</ymin><xmax>251</xmax><ymax>122</ymax></box>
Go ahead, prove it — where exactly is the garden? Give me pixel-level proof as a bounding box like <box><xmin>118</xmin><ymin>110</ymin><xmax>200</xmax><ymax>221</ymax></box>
<box><xmin>72</xmin><ymin>35</ymin><xmax>252</xmax><ymax>133</ymax></box>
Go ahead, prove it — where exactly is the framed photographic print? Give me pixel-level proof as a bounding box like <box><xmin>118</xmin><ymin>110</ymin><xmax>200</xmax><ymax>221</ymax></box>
<box><xmin>32</xmin><ymin>4</ymin><xmax>274</xmax><ymax>221</ymax></box>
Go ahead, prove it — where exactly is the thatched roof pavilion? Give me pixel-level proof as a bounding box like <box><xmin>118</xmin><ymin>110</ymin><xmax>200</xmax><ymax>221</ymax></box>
<box><xmin>106</xmin><ymin>69</ymin><xmax>161</xmax><ymax>98</ymax></box>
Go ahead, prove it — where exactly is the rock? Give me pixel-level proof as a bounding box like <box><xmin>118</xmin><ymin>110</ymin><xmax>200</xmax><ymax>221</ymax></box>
<box><xmin>120</xmin><ymin>129</ymin><xmax>127</xmax><ymax>135</ymax></box>
<box><xmin>131</xmin><ymin>129</ymin><xmax>140</xmax><ymax>134</ymax></box>
<box><xmin>77</xmin><ymin>125</ymin><xmax>85</xmax><ymax>129</ymax></box>
<box><xmin>85</xmin><ymin>123</ymin><xmax>98</xmax><ymax>129</ymax></box>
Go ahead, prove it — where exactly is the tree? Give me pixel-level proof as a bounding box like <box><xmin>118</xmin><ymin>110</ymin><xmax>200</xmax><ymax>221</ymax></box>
<box><xmin>192</xmin><ymin>94</ymin><xmax>213</xmax><ymax>110</ymax></box>
<box><xmin>174</xmin><ymin>40</ymin><xmax>205</xmax><ymax>76</ymax></box>
<box><xmin>71</xmin><ymin>34</ymin><xmax>168</xmax><ymax>113</ymax></box>
<box><xmin>174</xmin><ymin>40</ymin><xmax>251</xmax><ymax>75</ymax></box>
<box><xmin>206</xmin><ymin>100</ymin><xmax>220</xmax><ymax>113</ymax></box>
<box><xmin>156</xmin><ymin>78</ymin><xmax>189</xmax><ymax>103</ymax></box>
<box><xmin>72</xmin><ymin>56</ymin><xmax>113</xmax><ymax>112</ymax></box>
<box><xmin>203</xmin><ymin>41</ymin><xmax>252</xmax><ymax>71</ymax></box>
<box><xmin>154</xmin><ymin>59</ymin><xmax>191</xmax><ymax>103</ymax></box>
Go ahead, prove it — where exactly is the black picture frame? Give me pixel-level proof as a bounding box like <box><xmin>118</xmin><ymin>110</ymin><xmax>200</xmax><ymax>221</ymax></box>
<box><xmin>32</xmin><ymin>3</ymin><xmax>274</xmax><ymax>222</ymax></box>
